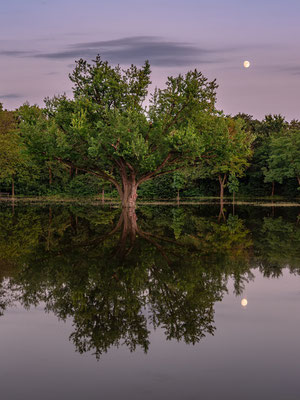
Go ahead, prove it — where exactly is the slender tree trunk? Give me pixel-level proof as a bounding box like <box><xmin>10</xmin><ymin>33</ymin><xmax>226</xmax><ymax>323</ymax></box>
<box><xmin>70</xmin><ymin>166</ymin><xmax>75</xmax><ymax>179</ymax></box>
<box><xmin>11</xmin><ymin>178</ymin><xmax>15</xmax><ymax>198</ymax></box>
<box><xmin>218</xmin><ymin>174</ymin><xmax>227</xmax><ymax>202</ymax></box>
<box><xmin>49</xmin><ymin>166</ymin><xmax>52</xmax><ymax>186</ymax></box>
<box><xmin>102</xmin><ymin>189</ymin><xmax>105</xmax><ymax>204</ymax></box>
<box><xmin>297</xmin><ymin>176</ymin><xmax>300</xmax><ymax>186</ymax></box>
<box><xmin>233</xmin><ymin>192</ymin><xmax>235</xmax><ymax>215</ymax></box>
<box><xmin>218</xmin><ymin>174</ymin><xmax>227</xmax><ymax>221</ymax></box>
<box><xmin>177</xmin><ymin>189</ymin><xmax>180</xmax><ymax>205</ymax></box>
<box><xmin>271</xmin><ymin>181</ymin><xmax>275</xmax><ymax>197</ymax></box>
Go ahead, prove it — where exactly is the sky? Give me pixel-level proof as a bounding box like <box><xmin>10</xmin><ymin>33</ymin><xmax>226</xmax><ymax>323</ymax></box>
<box><xmin>1</xmin><ymin>0</ymin><xmax>300</xmax><ymax>120</ymax></box>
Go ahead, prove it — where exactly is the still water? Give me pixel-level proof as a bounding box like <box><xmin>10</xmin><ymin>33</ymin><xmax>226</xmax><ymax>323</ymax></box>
<box><xmin>0</xmin><ymin>203</ymin><xmax>299</xmax><ymax>400</ymax></box>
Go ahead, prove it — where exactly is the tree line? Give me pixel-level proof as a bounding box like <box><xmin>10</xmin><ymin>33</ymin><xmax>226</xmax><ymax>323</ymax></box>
<box><xmin>0</xmin><ymin>57</ymin><xmax>299</xmax><ymax>204</ymax></box>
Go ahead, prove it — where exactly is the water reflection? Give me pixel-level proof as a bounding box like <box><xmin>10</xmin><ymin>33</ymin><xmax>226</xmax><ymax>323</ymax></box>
<box><xmin>0</xmin><ymin>204</ymin><xmax>299</xmax><ymax>359</ymax></box>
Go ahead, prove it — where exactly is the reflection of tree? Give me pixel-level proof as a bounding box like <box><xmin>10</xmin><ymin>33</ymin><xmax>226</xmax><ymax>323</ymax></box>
<box><xmin>0</xmin><ymin>207</ymin><xmax>41</xmax><ymax>265</ymax></box>
<box><xmin>254</xmin><ymin>216</ymin><xmax>300</xmax><ymax>277</ymax></box>
<box><xmin>0</xmin><ymin>205</ymin><xmax>299</xmax><ymax>359</ymax></box>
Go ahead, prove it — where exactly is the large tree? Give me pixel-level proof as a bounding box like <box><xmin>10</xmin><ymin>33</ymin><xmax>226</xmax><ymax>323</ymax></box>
<box><xmin>22</xmin><ymin>56</ymin><xmax>218</xmax><ymax>208</ymax></box>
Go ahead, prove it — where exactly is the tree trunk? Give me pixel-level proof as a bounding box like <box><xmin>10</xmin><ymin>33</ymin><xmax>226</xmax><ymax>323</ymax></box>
<box><xmin>177</xmin><ymin>189</ymin><xmax>180</xmax><ymax>205</ymax></box>
<box><xmin>271</xmin><ymin>181</ymin><xmax>275</xmax><ymax>197</ymax></box>
<box><xmin>70</xmin><ymin>166</ymin><xmax>75</xmax><ymax>179</ymax></box>
<box><xmin>120</xmin><ymin>173</ymin><xmax>138</xmax><ymax>208</ymax></box>
<box><xmin>102</xmin><ymin>189</ymin><xmax>105</xmax><ymax>204</ymax></box>
<box><xmin>218</xmin><ymin>174</ymin><xmax>227</xmax><ymax>221</ymax></box>
<box><xmin>220</xmin><ymin>183</ymin><xmax>224</xmax><ymax>202</ymax></box>
<box><xmin>49</xmin><ymin>166</ymin><xmax>52</xmax><ymax>186</ymax></box>
<box><xmin>11</xmin><ymin>178</ymin><xmax>15</xmax><ymax>198</ymax></box>
<box><xmin>218</xmin><ymin>174</ymin><xmax>227</xmax><ymax>202</ymax></box>
<box><xmin>297</xmin><ymin>176</ymin><xmax>300</xmax><ymax>186</ymax></box>
<box><xmin>122</xmin><ymin>184</ymin><xmax>138</xmax><ymax>208</ymax></box>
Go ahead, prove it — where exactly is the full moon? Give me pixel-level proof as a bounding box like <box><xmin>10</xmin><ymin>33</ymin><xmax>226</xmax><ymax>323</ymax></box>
<box><xmin>243</xmin><ymin>60</ymin><xmax>251</xmax><ymax>68</ymax></box>
<box><xmin>241</xmin><ymin>298</ymin><xmax>248</xmax><ymax>307</ymax></box>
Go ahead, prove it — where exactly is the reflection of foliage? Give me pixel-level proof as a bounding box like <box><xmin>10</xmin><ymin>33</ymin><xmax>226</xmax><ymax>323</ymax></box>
<box><xmin>0</xmin><ymin>207</ymin><xmax>42</xmax><ymax>264</ymax></box>
<box><xmin>0</xmin><ymin>205</ymin><xmax>299</xmax><ymax>359</ymax></box>
<box><xmin>171</xmin><ymin>208</ymin><xmax>186</xmax><ymax>239</ymax></box>
<box><xmin>183</xmin><ymin>213</ymin><xmax>251</xmax><ymax>257</ymax></box>
<box><xmin>254</xmin><ymin>216</ymin><xmax>300</xmax><ymax>276</ymax></box>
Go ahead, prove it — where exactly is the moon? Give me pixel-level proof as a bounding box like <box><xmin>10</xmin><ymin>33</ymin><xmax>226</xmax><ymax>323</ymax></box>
<box><xmin>243</xmin><ymin>61</ymin><xmax>251</xmax><ymax>69</ymax></box>
<box><xmin>241</xmin><ymin>298</ymin><xmax>248</xmax><ymax>307</ymax></box>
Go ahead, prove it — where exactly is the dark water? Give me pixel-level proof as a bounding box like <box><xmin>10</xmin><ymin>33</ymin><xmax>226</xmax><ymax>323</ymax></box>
<box><xmin>0</xmin><ymin>203</ymin><xmax>300</xmax><ymax>400</ymax></box>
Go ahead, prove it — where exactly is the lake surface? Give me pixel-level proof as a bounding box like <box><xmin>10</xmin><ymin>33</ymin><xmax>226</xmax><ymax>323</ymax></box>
<box><xmin>0</xmin><ymin>202</ymin><xmax>299</xmax><ymax>400</ymax></box>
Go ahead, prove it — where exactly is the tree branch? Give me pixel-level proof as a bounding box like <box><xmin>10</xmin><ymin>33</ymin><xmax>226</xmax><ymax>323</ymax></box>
<box><xmin>137</xmin><ymin>153</ymin><xmax>172</xmax><ymax>185</ymax></box>
<box><xmin>54</xmin><ymin>156</ymin><xmax>122</xmax><ymax>194</ymax></box>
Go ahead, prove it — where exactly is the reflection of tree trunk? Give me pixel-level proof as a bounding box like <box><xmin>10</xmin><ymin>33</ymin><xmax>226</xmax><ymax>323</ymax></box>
<box><xmin>115</xmin><ymin>207</ymin><xmax>182</xmax><ymax>264</ymax></box>
<box><xmin>70</xmin><ymin>214</ymin><xmax>78</xmax><ymax>235</ymax></box>
<box><xmin>61</xmin><ymin>207</ymin><xmax>180</xmax><ymax>268</ymax></box>
<box><xmin>218</xmin><ymin>199</ymin><xmax>225</xmax><ymax>222</ymax></box>
<box><xmin>116</xmin><ymin>207</ymin><xmax>138</xmax><ymax>258</ymax></box>
<box><xmin>47</xmin><ymin>207</ymin><xmax>52</xmax><ymax>251</ymax></box>
<box><xmin>271</xmin><ymin>181</ymin><xmax>275</xmax><ymax>197</ymax></box>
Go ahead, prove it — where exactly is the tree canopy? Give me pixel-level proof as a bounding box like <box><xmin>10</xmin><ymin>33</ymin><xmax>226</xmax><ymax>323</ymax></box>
<box><xmin>20</xmin><ymin>56</ymin><xmax>219</xmax><ymax>207</ymax></box>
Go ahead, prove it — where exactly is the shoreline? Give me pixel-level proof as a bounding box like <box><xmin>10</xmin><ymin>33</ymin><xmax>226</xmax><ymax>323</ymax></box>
<box><xmin>0</xmin><ymin>196</ymin><xmax>299</xmax><ymax>207</ymax></box>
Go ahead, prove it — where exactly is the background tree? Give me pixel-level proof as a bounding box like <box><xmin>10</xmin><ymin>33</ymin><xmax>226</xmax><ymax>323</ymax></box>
<box><xmin>263</xmin><ymin>129</ymin><xmax>300</xmax><ymax>191</ymax></box>
<box><xmin>199</xmin><ymin>117</ymin><xmax>254</xmax><ymax>201</ymax></box>
<box><xmin>0</xmin><ymin>105</ymin><xmax>30</xmax><ymax>196</ymax></box>
<box><xmin>248</xmin><ymin>114</ymin><xmax>286</xmax><ymax>196</ymax></box>
<box><xmin>172</xmin><ymin>171</ymin><xmax>187</xmax><ymax>202</ymax></box>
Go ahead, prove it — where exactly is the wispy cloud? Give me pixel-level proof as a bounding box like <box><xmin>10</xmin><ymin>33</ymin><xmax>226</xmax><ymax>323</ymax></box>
<box><xmin>31</xmin><ymin>36</ymin><xmax>229</xmax><ymax>66</ymax></box>
<box><xmin>279</xmin><ymin>66</ymin><xmax>300</xmax><ymax>75</ymax></box>
<box><xmin>0</xmin><ymin>93</ymin><xmax>23</xmax><ymax>99</ymax></box>
<box><xmin>0</xmin><ymin>50</ymin><xmax>33</xmax><ymax>57</ymax></box>
<box><xmin>0</xmin><ymin>36</ymin><xmax>277</xmax><ymax>68</ymax></box>
<box><xmin>256</xmin><ymin>64</ymin><xmax>300</xmax><ymax>76</ymax></box>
